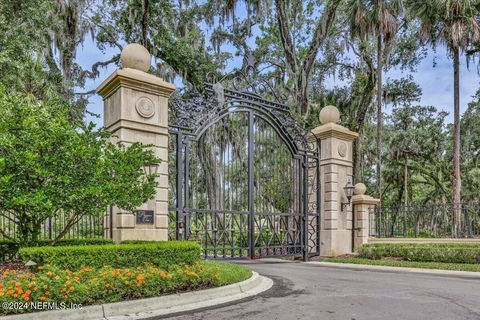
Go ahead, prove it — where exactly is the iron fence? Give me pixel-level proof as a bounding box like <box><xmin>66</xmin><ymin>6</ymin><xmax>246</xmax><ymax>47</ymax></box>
<box><xmin>0</xmin><ymin>212</ymin><xmax>105</xmax><ymax>242</ymax></box>
<box><xmin>369</xmin><ymin>202</ymin><xmax>480</xmax><ymax>238</ymax></box>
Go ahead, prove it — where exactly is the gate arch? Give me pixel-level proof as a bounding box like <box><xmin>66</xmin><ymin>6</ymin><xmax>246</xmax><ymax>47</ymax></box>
<box><xmin>169</xmin><ymin>83</ymin><xmax>320</xmax><ymax>260</ymax></box>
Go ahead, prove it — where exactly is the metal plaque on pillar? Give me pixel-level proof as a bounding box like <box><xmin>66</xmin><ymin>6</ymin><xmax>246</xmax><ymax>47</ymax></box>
<box><xmin>136</xmin><ymin>210</ymin><xmax>154</xmax><ymax>224</ymax></box>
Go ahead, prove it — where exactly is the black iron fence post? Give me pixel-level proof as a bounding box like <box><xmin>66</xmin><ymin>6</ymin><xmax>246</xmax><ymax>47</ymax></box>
<box><xmin>248</xmin><ymin>111</ymin><xmax>255</xmax><ymax>259</ymax></box>
<box><xmin>184</xmin><ymin>139</ymin><xmax>190</xmax><ymax>241</ymax></box>
<box><xmin>48</xmin><ymin>217</ymin><xmax>52</xmax><ymax>240</ymax></box>
<box><xmin>302</xmin><ymin>155</ymin><xmax>308</xmax><ymax>262</ymax></box>
<box><xmin>176</xmin><ymin>131</ymin><xmax>184</xmax><ymax>241</ymax></box>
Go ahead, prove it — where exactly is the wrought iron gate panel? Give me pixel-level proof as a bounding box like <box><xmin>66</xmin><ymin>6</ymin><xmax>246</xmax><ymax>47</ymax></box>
<box><xmin>168</xmin><ymin>83</ymin><xmax>320</xmax><ymax>260</ymax></box>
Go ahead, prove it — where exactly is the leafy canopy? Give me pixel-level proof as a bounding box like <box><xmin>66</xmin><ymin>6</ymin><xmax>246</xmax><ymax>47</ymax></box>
<box><xmin>0</xmin><ymin>88</ymin><xmax>159</xmax><ymax>244</ymax></box>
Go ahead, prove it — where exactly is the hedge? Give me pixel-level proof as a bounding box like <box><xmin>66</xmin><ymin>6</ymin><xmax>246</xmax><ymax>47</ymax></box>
<box><xmin>19</xmin><ymin>241</ymin><xmax>201</xmax><ymax>270</ymax></box>
<box><xmin>0</xmin><ymin>238</ymin><xmax>113</xmax><ymax>260</ymax></box>
<box><xmin>358</xmin><ymin>243</ymin><xmax>480</xmax><ymax>264</ymax></box>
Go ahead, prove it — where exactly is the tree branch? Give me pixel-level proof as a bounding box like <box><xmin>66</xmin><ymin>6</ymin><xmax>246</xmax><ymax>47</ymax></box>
<box><xmin>303</xmin><ymin>0</ymin><xmax>340</xmax><ymax>75</ymax></box>
<box><xmin>275</xmin><ymin>0</ymin><xmax>298</xmax><ymax>75</ymax></box>
<box><xmin>81</xmin><ymin>55</ymin><xmax>120</xmax><ymax>79</ymax></box>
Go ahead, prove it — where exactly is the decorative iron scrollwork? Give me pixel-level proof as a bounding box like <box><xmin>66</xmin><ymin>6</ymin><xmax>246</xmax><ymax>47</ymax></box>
<box><xmin>169</xmin><ymin>78</ymin><xmax>315</xmax><ymax>153</ymax></box>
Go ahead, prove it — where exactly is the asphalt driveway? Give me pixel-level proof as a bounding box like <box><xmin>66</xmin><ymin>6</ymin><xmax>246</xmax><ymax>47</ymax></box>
<box><xmin>154</xmin><ymin>260</ymin><xmax>480</xmax><ymax>320</ymax></box>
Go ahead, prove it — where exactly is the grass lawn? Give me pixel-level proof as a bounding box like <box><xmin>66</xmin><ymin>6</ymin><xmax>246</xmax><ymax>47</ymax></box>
<box><xmin>324</xmin><ymin>257</ymin><xmax>480</xmax><ymax>272</ymax></box>
<box><xmin>205</xmin><ymin>260</ymin><xmax>252</xmax><ymax>286</ymax></box>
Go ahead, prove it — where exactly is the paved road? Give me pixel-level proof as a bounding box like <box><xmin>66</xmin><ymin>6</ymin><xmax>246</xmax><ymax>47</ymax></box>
<box><xmin>154</xmin><ymin>260</ymin><xmax>480</xmax><ymax>320</ymax></box>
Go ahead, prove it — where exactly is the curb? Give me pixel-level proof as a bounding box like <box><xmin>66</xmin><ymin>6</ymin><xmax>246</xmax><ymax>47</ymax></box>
<box><xmin>1</xmin><ymin>272</ymin><xmax>273</xmax><ymax>320</ymax></box>
<box><xmin>305</xmin><ymin>261</ymin><xmax>480</xmax><ymax>279</ymax></box>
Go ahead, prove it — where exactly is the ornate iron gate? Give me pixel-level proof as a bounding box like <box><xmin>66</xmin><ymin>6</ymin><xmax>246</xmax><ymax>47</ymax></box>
<box><xmin>168</xmin><ymin>83</ymin><xmax>320</xmax><ymax>260</ymax></box>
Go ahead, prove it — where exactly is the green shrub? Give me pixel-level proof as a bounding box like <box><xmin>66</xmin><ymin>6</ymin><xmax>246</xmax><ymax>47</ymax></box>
<box><xmin>358</xmin><ymin>243</ymin><xmax>480</xmax><ymax>264</ymax></box>
<box><xmin>0</xmin><ymin>238</ymin><xmax>113</xmax><ymax>260</ymax></box>
<box><xmin>19</xmin><ymin>241</ymin><xmax>201</xmax><ymax>269</ymax></box>
<box><xmin>0</xmin><ymin>241</ymin><xmax>19</xmax><ymax>261</ymax></box>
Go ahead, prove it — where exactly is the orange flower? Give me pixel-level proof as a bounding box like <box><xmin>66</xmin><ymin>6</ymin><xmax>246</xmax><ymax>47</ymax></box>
<box><xmin>65</xmin><ymin>280</ymin><xmax>71</xmax><ymax>286</ymax></box>
<box><xmin>44</xmin><ymin>291</ymin><xmax>49</xmax><ymax>295</ymax></box>
<box><xmin>25</xmin><ymin>289</ymin><xmax>31</xmax><ymax>296</ymax></box>
<box><xmin>69</xmin><ymin>286</ymin><xmax>75</xmax><ymax>292</ymax></box>
<box><xmin>23</xmin><ymin>296</ymin><xmax>30</xmax><ymax>302</ymax></box>
<box><xmin>40</xmin><ymin>296</ymin><xmax>46</xmax><ymax>301</ymax></box>
<box><xmin>47</xmin><ymin>271</ymin><xmax>53</xmax><ymax>277</ymax></box>
<box><xmin>55</xmin><ymin>275</ymin><xmax>60</xmax><ymax>280</ymax></box>
<box><xmin>106</xmin><ymin>284</ymin><xmax>110</xmax><ymax>288</ymax></box>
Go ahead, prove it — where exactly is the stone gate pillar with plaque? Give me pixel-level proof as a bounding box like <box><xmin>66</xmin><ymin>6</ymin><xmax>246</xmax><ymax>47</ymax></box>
<box><xmin>308</xmin><ymin>106</ymin><xmax>358</xmax><ymax>256</ymax></box>
<box><xmin>97</xmin><ymin>43</ymin><xmax>176</xmax><ymax>242</ymax></box>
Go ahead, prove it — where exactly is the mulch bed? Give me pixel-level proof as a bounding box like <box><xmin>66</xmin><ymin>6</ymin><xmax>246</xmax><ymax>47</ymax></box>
<box><xmin>0</xmin><ymin>260</ymin><xmax>29</xmax><ymax>276</ymax></box>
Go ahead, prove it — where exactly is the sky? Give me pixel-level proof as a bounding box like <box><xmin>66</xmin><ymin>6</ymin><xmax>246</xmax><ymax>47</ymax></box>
<box><xmin>77</xmin><ymin>33</ymin><xmax>480</xmax><ymax>128</ymax></box>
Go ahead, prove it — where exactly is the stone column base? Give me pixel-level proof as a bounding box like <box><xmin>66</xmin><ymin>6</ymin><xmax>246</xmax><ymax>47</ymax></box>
<box><xmin>320</xmin><ymin>229</ymin><xmax>353</xmax><ymax>257</ymax></box>
<box><xmin>112</xmin><ymin>229</ymin><xmax>168</xmax><ymax>243</ymax></box>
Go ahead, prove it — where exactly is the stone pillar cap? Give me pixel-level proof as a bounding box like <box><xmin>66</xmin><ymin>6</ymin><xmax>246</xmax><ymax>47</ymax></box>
<box><xmin>351</xmin><ymin>182</ymin><xmax>380</xmax><ymax>204</ymax></box>
<box><xmin>306</xmin><ymin>105</ymin><xmax>358</xmax><ymax>142</ymax></box>
<box><xmin>319</xmin><ymin>105</ymin><xmax>340</xmax><ymax>124</ymax></box>
<box><xmin>120</xmin><ymin>43</ymin><xmax>151</xmax><ymax>72</ymax></box>
<box><xmin>354</xmin><ymin>183</ymin><xmax>367</xmax><ymax>195</ymax></box>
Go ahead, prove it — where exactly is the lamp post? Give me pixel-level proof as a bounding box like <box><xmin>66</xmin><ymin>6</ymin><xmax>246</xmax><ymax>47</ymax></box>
<box><xmin>143</xmin><ymin>163</ymin><xmax>159</xmax><ymax>176</ymax></box>
<box><xmin>341</xmin><ymin>180</ymin><xmax>355</xmax><ymax>211</ymax></box>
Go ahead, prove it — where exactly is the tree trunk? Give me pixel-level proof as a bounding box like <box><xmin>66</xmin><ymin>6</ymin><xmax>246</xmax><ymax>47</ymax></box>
<box><xmin>404</xmin><ymin>157</ymin><xmax>408</xmax><ymax>207</ymax></box>
<box><xmin>404</xmin><ymin>156</ymin><xmax>408</xmax><ymax>235</ymax></box>
<box><xmin>452</xmin><ymin>47</ymin><xmax>461</xmax><ymax>237</ymax></box>
<box><xmin>353</xmin><ymin>139</ymin><xmax>362</xmax><ymax>182</ymax></box>
<box><xmin>296</xmin><ymin>71</ymin><xmax>309</xmax><ymax>115</ymax></box>
<box><xmin>375</xmin><ymin>34</ymin><xmax>383</xmax><ymax>201</ymax></box>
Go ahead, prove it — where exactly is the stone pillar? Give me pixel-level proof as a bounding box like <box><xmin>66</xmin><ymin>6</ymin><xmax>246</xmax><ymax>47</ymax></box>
<box><xmin>307</xmin><ymin>106</ymin><xmax>358</xmax><ymax>256</ymax></box>
<box><xmin>352</xmin><ymin>183</ymin><xmax>380</xmax><ymax>249</ymax></box>
<box><xmin>97</xmin><ymin>44</ymin><xmax>176</xmax><ymax>242</ymax></box>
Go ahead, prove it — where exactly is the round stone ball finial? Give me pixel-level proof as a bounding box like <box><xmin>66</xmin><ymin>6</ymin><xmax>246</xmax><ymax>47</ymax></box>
<box><xmin>120</xmin><ymin>43</ymin><xmax>151</xmax><ymax>72</ymax></box>
<box><xmin>319</xmin><ymin>105</ymin><xmax>340</xmax><ymax>124</ymax></box>
<box><xmin>353</xmin><ymin>183</ymin><xmax>367</xmax><ymax>196</ymax></box>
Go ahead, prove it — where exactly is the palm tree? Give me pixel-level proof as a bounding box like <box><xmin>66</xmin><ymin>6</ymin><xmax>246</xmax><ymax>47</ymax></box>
<box><xmin>408</xmin><ymin>0</ymin><xmax>480</xmax><ymax>236</ymax></box>
<box><xmin>347</xmin><ymin>0</ymin><xmax>403</xmax><ymax>201</ymax></box>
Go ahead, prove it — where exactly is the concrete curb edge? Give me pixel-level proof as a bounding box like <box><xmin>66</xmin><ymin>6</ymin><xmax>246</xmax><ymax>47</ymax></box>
<box><xmin>2</xmin><ymin>272</ymin><xmax>273</xmax><ymax>320</ymax></box>
<box><xmin>305</xmin><ymin>261</ymin><xmax>480</xmax><ymax>278</ymax></box>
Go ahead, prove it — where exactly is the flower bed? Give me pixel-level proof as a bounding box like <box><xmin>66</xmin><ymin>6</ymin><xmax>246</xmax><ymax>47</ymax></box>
<box><xmin>0</xmin><ymin>261</ymin><xmax>251</xmax><ymax>315</ymax></box>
